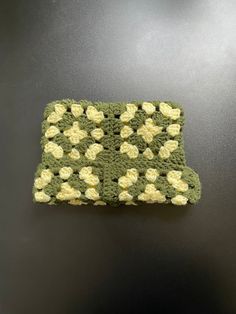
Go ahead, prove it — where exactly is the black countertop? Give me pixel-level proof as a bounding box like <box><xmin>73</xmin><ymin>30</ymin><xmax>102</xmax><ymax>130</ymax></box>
<box><xmin>1</xmin><ymin>1</ymin><xmax>236</xmax><ymax>313</ymax></box>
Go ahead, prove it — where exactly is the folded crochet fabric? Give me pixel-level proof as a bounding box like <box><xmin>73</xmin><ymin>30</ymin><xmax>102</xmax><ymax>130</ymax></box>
<box><xmin>33</xmin><ymin>99</ymin><xmax>201</xmax><ymax>206</ymax></box>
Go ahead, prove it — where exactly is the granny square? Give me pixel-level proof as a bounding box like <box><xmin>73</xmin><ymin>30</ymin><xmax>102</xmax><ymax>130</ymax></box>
<box><xmin>33</xmin><ymin>100</ymin><xmax>201</xmax><ymax>206</ymax></box>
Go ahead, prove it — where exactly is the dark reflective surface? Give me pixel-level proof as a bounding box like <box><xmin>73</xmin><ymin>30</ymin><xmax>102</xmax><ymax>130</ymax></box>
<box><xmin>1</xmin><ymin>1</ymin><xmax>236</xmax><ymax>313</ymax></box>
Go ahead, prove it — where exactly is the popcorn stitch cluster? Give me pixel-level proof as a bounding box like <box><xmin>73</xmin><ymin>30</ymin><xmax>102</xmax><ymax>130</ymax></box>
<box><xmin>33</xmin><ymin>99</ymin><xmax>201</xmax><ymax>206</ymax></box>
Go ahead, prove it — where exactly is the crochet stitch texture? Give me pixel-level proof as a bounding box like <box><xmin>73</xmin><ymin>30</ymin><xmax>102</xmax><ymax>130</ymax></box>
<box><xmin>33</xmin><ymin>99</ymin><xmax>201</xmax><ymax>206</ymax></box>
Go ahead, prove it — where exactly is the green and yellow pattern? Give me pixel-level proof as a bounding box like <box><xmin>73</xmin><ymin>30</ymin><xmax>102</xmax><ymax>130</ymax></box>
<box><xmin>33</xmin><ymin>100</ymin><xmax>201</xmax><ymax>206</ymax></box>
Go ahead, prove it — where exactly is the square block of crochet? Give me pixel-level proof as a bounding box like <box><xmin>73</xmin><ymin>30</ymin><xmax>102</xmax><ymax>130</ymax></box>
<box><xmin>33</xmin><ymin>100</ymin><xmax>201</xmax><ymax>206</ymax></box>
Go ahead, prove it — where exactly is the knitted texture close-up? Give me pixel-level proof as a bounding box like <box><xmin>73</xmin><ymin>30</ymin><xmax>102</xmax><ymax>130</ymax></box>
<box><xmin>33</xmin><ymin>99</ymin><xmax>201</xmax><ymax>206</ymax></box>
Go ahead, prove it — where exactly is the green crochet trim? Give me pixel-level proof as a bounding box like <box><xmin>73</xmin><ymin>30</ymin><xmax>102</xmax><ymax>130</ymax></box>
<box><xmin>33</xmin><ymin>99</ymin><xmax>201</xmax><ymax>206</ymax></box>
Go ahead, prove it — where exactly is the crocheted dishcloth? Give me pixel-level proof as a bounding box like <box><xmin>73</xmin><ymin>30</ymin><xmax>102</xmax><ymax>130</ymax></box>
<box><xmin>33</xmin><ymin>99</ymin><xmax>201</xmax><ymax>206</ymax></box>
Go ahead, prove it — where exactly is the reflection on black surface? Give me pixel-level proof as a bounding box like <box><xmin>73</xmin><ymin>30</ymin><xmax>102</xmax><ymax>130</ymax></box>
<box><xmin>76</xmin><ymin>254</ymin><xmax>224</xmax><ymax>314</ymax></box>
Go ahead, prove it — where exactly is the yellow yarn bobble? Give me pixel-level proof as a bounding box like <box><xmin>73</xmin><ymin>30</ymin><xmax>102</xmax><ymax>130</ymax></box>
<box><xmin>68</xmin><ymin>148</ymin><xmax>80</xmax><ymax>160</ymax></box>
<box><xmin>64</xmin><ymin>121</ymin><xmax>87</xmax><ymax>144</ymax></box>
<box><xmin>167</xmin><ymin>170</ymin><xmax>182</xmax><ymax>184</ymax></box>
<box><xmin>79</xmin><ymin>167</ymin><xmax>99</xmax><ymax>186</ymax></box>
<box><xmin>159</xmin><ymin>102</ymin><xmax>181</xmax><ymax>120</ymax></box>
<box><xmin>126</xmin><ymin>168</ymin><xmax>139</xmax><ymax>183</ymax></box>
<box><xmin>158</xmin><ymin>146</ymin><xmax>170</xmax><ymax>159</ymax></box>
<box><xmin>167</xmin><ymin>170</ymin><xmax>188</xmax><ymax>192</ymax></box>
<box><xmin>39</xmin><ymin>169</ymin><xmax>53</xmax><ymax>187</ymax></box>
<box><xmin>34</xmin><ymin>170</ymin><xmax>52</xmax><ymax>201</ymax></box>
<box><xmin>47</xmin><ymin>104</ymin><xmax>66</xmax><ymax>123</ymax></box>
<box><xmin>47</xmin><ymin>112</ymin><xmax>63</xmax><ymax>124</ymax></box>
<box><xmin>142</xmin><ymin>102</ymin><xmax>156</xmax><ymax>115</ymax></box>
<box><xmin>145</xmin><ymin>168</ymin><xmax>159</xmax><ymax>182</ymax></box>
<box><xmin>118</xmin><ymin>168</ymin><xmax>138</xmax><ymax>201</ymax></box>
<box><xmin>34</xmin><ymin>169</ymin><xmax>53</xmax><ymax>189</ymax></box>
<box><xmin>41</xmin><ymin>169</ymin><xmax>53</xmax><ymax>182</ymax></box>
<box><xmin>35</xmin><ymin>180</ymin><xmax>46</xmax><ymax>189</ymax></box>
<box><xmin>59</xmin><ymin>167</ymin><xmax>73</xmax><ymax>180</ymax></box>
<box><xmin>172</xmin><ymin>180</ymin><xmax>188</xmax><ymax>192</ymax></box>
<box><xmin>34</xmin><ymin>191</ymin><xmax>51</xmax><ymax>202</ymax></box>
<box><xmin>118</xmin><ymin>168</ymin><xmax>138</xmax><ymax>189</ymax></box>
<box><xmin>138</xmin><ymin>184</ymin><xmax>166</xmax><ymax>203</ymax></box>
<box><xmin>164</xmin><ymin>140</ymin><xmax>178</xmax><ymax>152</ymax></box>
<box><xmin>56</xmin><ymin>182</ymin><xmax>81</xmax><ymax>201</ymax></box>
<box><xmin>91</xmin><ymin>128</ymin><xmax>104</xmax><ymax>140</ymax></box>
<box><xmin>44</xmin><ymin>142</ymin><xmax>63</xmax><ymax>159</ymax></box>
<box><xmin>85</xmin><ymin>143</ymin><xmax>103</xmax><ymax>160</ymax></box>
<box><xmin>118</xmin><ymin>176</ymin><xmax>133</xmax><ymax>189</ymax></box>
<box><xmin>71</xmin><ymin>103</ymin><xmax>84</xmax><ymax>117</ymax></box>
<box><xmin>86</xmin><ymin>106</ymin><xmax>104</xmax><ymax>124</ymax></box>
<box><xmin>120</xmin><ymin>111</ymin><xmax>134</xmax><ymax>122</ymax></box>
<box><xmin>68</xmin><ymin>199</ymin><xmax>88</xmax><ymax>205</ymax></box>
<box><xmin>143</xmin><ymin>148</ymin><xmax>154</xmax><ymax>160</ymax></box>
<box><xmin>45</xmin><ymin>126</ymin><xmax>60</xmax><ymax>138</ymax></box>
<box><xmin>79</xmin><ymin>166</ymin><xmax>93</xmax><ymax>178</ymax></box>
<box><xmin>120</xmin><ymin>125</ymin><xmax>133</xmax><ymax>139</ymax></box>
<box><xmin>118</xmin><ymin>168</ymin><xmax>138</xmax><ymax>188</ymax></box>
<box><xmin>54</xmin><ymin>104</ymin><xmax>66</xmax><ymax>115</ymax></box>
<box><xmin>79</xmin><ymin>167</ymin><xmax>100</xmax><ymax>201</ymax></box>
<box><xmin>137</xmin><ymin>118</ymin><xmax>162</xmax><ymax>143</ymax></box>
<box><xmin>159</xmin><ymin>140</ymin><xmax>178</xmax><ymax>159</ymax></box>
<box><xmin>126</xmin><ymin>103</ymin><xmax>138</xmax><ymax>112</ymax></box>
<box><xmin>119</xmin><ymin>190</ymin><xmax>133</xmax><ymax>202</ymax></box>
<box><xmin>167</xmin><ymin>124</ymin><xmax>181</xmax><ymax>137</ymax></box>
<box><xmin>120</xmin><ymin>103</ymin><xmax>137</xmax><ymax>122</ymax></box>
<box><xmin>120</xmin><ymin>142</ymin><xmax>139</xmax><ymax>159</ymax></box>
<box><xmin>171</xmin><ymin>195</ymin><xmax>188</xmax><ymax>205</ymax></box>
<box><xmin>85</xmin><ymin>188</ymin><xmax>100</xmax><ymax>201</ymax></box>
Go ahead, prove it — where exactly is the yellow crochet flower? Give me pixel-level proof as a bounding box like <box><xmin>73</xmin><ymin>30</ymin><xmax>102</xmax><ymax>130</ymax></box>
<box><xmin>138</xmin><ymin>184</ymin><xmax>166</xmax><ymax>203</ymax></box>
<box><xmin>167</xmin><ymin>170</ymin><xmax>182</xmax><ymax>184</ymax></box>
<box><xmin>86</xmin><ymin>106</ymin><xmax>104</xmax><ymax>124</ymax></box>
<box><xmin>44</xmin><ymin>142</ymin><xmax>63</xmax><ymax>159</ymax></box>
<box><xmin>167</xmin><ymin>170</ymin><xmax>188</xmax><ymax>192</ymax></box>
<box><xmin>119</xmin><ymin>190</ymin><xmax>133</xmax><ymax>201</ymax></box>
<box><xmin>71</xmin><ymin>103</ymin><xmax>84</xmax><ymax>117</ymax></box>
<box><xmin>56</xmin><ymin>182</ymin><xmax>81</xmax><ymax>201</ymax></box>
<box><xmin>159</xmin><ymin>102</ymin><xmax>181</xmax><ymax>120</ymax></box>
<box><xmin>120</xmin><ymin>142</ymin><xmax>139</xmax><ymax>159</ymax></box>
<box><xmin>91</xmin><ymin>128</ymin><xmax>104</xmax><ymax>140</ymax></box>
<box><xmin>143</xmin><ymin>148</ymin><xmax>154</xmax><ymax>160</ymax></box>
<box><xmin>171</xmin><ymin>195</ymin><xmax>188</xmax><ymax>205</ymax></box>
<box><xmin>167</xmin><ymin>124</ymin><xmax>181</xmax><ymax>137</ymax></box>
<box><xmin>120</xmin><ymin>126</ymin><xmax>133</xmax><ymax>139</ymax></box>
<box><xmin>118</xmin><ymin>176</ymin><xmax>133</xmax><ymax>189</ymax></box>
<box><xmin>34</xmin><ymin>169</ymin><xmax>53</xmax><ymax>190</ymax></box>
<box><xmin>68</xmin><ymin>148</ymin><xmax>80</xmax><ymax>160</ymax></box>
<box><xmin>145</xmin><ymin>168</ymin><xmax>159</xmax><ymax>182</ymax></box>
<box><xmin>59</xmin><ymin>167</ymin><xmax>73</xmax><ymax>180</ymax></box>
<box><xmin>137</xmin><ymin>118</ymin><xmax>162</xmax><ymax>143</ymax></box>
<box><xmin>79</xmin><ymin>167</ymin><xmax>100</xmax><ymax>186</ymax></box>
<box><xmin>142</xmin><ymin>102</ymin><xmax>156</xmax><ymax>115</ymax></box>
<box><xmin>85</xmin><ymin>188</ymin><xmax>100</xmax><ymax>201</ymax></box>
<box><xmin>164</xmin><ymin>140</ymin><xmax>178</xmax><ymax>152</ymax></box>
<box><xmin>126</xmin><ymin>168</ymin><xmax>139</xmax><ymax>183</ymax></box>
<box><xmin>159</xmin><ymin>140</ymin><xmax>178</xmax><ymax>159</ymax></box>
<box><xmin>63</xmin><ymin>121</ymin><xmax>87</xmax><ymax>144</ymax></box>
<box><xmin>45</xmin><ymin>126</ymin><xmax>60</xmax><ymax>138</ymax></box>
<box><xmin>34</xmin><ymin>191</ymin><xmax>51</xmax><ymax>203</ymax></box>
<box><xmin>47</xmin><ymin>104</ymin><xmax>66</xmax><ymax>123</ymax></box>
<box><xmin>85</xmin><ymin>143</ymin><xmax>103</xmax><ymax>160</ymax></box>
<box><xmin>120</xmin><ymin>103</ymin><xmax>137</xmax><ymax>122</ymax></box>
